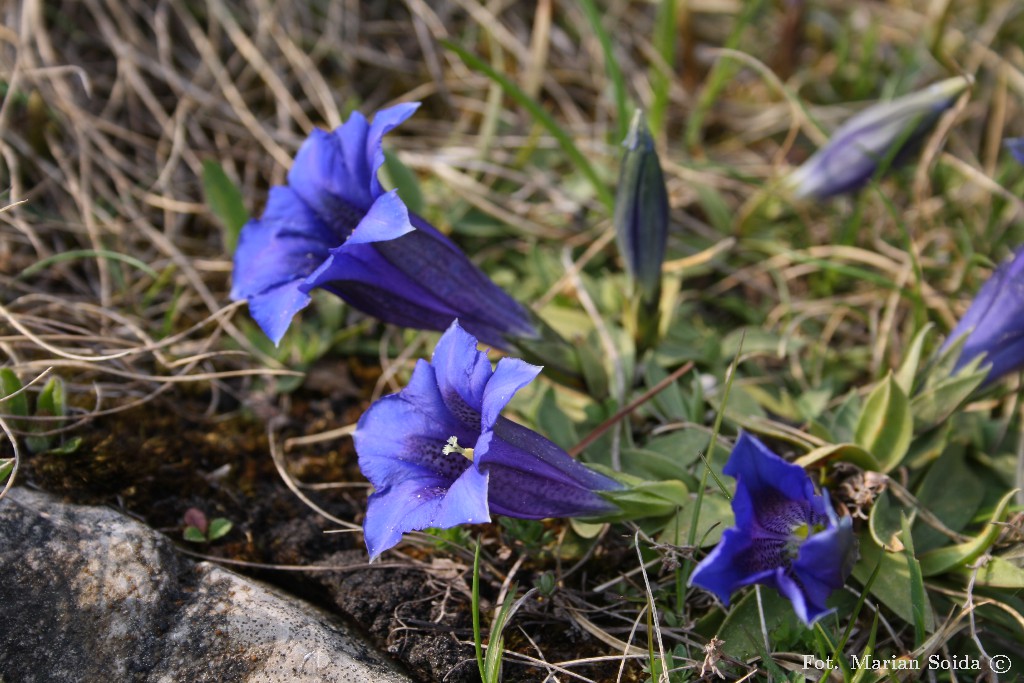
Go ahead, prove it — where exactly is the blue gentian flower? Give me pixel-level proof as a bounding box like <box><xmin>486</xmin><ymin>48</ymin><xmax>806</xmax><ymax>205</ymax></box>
<box><xmin>354</xmin><ymin>321</ymin><xmax>623</xmax><ymax>561</ymax></box>
<box><xmin>942</xmin><ymin>246</ymin><xmax>1024</xmax><ymax>383</ymax></box>
<box><xmin>230</xmin><ymin>103</ymin><xmax>536</xmax><ymax>349</ymax></box>
<box><xmin>614</xmin><ymin>110</ymin><xmax>669</xmax><ymax>302</ymax></box>
<box><xmin>787</xmin><ymin>77</ymin><xmax>969</xmax><ymax>199</ymax></box>
<box><xmin>690</xmin><ymin>433</ymin><xmax>857</xmax><ymax>626</ymax></box>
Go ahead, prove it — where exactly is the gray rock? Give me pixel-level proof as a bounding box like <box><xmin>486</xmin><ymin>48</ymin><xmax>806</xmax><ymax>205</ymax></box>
<box><xmin>0</xmin><ymin>488</ymin><xmax>412</xmax><ymax>682</ymax></box>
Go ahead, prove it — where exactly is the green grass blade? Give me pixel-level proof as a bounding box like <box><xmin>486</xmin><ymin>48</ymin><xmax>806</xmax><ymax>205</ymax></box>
<box><xmin>900</xmin><ymin>512</ymin><xmax>927</xmax><ymax>649</ymax></box>
<box><xmin>577</xmin><ymin>0</ymin><xmax>630</xmax><ymax>142</ymax></box>
<box><xmin>648</xmin><ymin>0</ymin><xmax>676</xmax><ymax>137</ymax></box>
<box><xmin>443</xmin><ymin>40</ymin><xmax>614</xmax><ymax>210</ymax></box>
<box><xmin>684</xmin><ymin>0</ymin><xmax>766</xmax><ymax>150</ymax></box>
<box><xmin>202</xmin><ymin>159</ymin><xmax>249</xmax><ymax>253</ymax></box>
<box><xmin>18</xmin><ymin>249</ymin><xmax>159</xmax><ymax>280</ymax></box>
<box><xmin>472</xmin><ymin>538</ymin><xmax>485</xmax><ymax>681</ymax></box>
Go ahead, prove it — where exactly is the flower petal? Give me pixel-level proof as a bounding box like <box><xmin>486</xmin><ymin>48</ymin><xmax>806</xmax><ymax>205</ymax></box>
<box><xmin>690</xmin><ymin>527</ymin><xmax>778</xmax><ymax>606</ymax></box>
<box><xmin>480</xmin><ymin>358</ymin><xmax>542</xmax><ymax>430</ymax></box>
<box><xmin>363</xmin><ymin>466</ymin><xmax>490</xmax><ymax>562</ymax></box>
<box><xmin>230</xmin><ymin>185</ymin><xmax>334</xmax><ymax>298</ymax></box>
<box><xmin>355</xmin><ymin>359</ymin><xmax>477</xmax><ymax>490</ymax></box>
<box><xmin>288</xmin><ymin>127</ymin><xmax>375</xmax><ymax>223</ymax></box>
<box><xmin>366</xmin><ymin>102</ymin><xmax>421</xmax><ymax>197</ymax></box>
<box><xmin>791</xmin><ymin>516</ymin><xmax>857</xmax><ymax>621</ymax></box>
<box><xmin>244</xmin><ymin>280</ymin><xmax>312</xmax><ymax>346</ymax></box>
<box><xmin>430</xmin><ymin>321</ymin><xmax>493</xmax><ymax>428</ymax></box>
<box><xmin>725</xmin><ymin>433</ymin><xmax>817</xmax><ymax>527</ymax></box>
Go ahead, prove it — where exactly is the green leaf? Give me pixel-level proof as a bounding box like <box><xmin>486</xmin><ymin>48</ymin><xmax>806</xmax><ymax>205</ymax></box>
<box><xmin>894</xmin><ymin>323</ymin><xmax>933</xmax><ymax>394</ymax></box>
<box><xmin>207</xmin><ymin>518</ymin><xmax>233</xmax><ymax>541</ymax></box>
<box><xmin>853</xmin><ymin>539</ymin><xmax>936</xmax><ymax>631</ymax></box>
<box><xmin>868</xmin><ymin>489</ymin><xmax>903</xmax><ymax>551</ymax></box>
<box><xmin>794</xmin><ymin>443</ymin><xmax>880</xmax><ymax>471</ymax></box>
<box><xmin>644</xmin><ymin>361</ymin><xmax>686</xmax><ymax>421</ymax></box>
<box><xmin>0</xmin><ymin>369</ymin><xmax>28</xmax><ymax>419</ymax></box>
<box><xmin>44</xmin><ymin>436</ymin><xmax>82</xmax><ymax>456</ymax></box>
<box><xmin>912</xmin><ymin>445</ymin><xmax>984</xmax><ymax>552</ymax></box>
<box><xmin>534</xmin><ymin>387</ymin><xmax>578</xmax><ymax>450</ymax></box>
<box><xmin>900</xmin><ymin>512</ymin><xmax>927</xmax><ymax>648</ymax></box>
<box><xmin>618</xmin><ymin>448</ymin><xmax>697</xmax><ymax>486</ymax></box>
<box><xmin>202</xmin><ymin>160</ymin><xmax>249</xmax><ymax>253</ymax></box>
<box><xmin>657</xmin><ymin>493</ymin><xmax>732</xmax><ymax>548</ymax></box>
<box><xmin>910</xmin><ymin>367</ymin><xmax>987</xmax><ymax>428</ymax></box>
<box><xmin>0</xmin><ymin>458</ymin><xmax>13</xmax><ymax>482</ymax></box>
<box><xmin>381</xmin><ymin>150</ymin><xmax>424</xmax><ymax>215</ymax></box>
<box><xmin>716</xmin><ymin>588</ymin><xmax>803</xmax><ymax>660</ymax></box>
<box><xmin>574</xmin><ymin>334</ymin><xmax>609</xmax><ymax>398</ymax></box>
<box><xmin>918</xmin><ymin>488</ymin><xmax>1018</xmax><ymax>576</ymax></box>
<box><xmin>600</xmin><ymin>479</ymin><xmax>690</xmax><ymax>520</ymax></box>
<box><xmin>827</xmin><ymin>392</ymin><xmax>861</xmax><ymax>445</ymax></box>
<box><xmin>183</xmin><ymin>526</ymin><xmax>207</xmax><ymax>543</ymax></box>
<box><xmin>953</xmin><ymin>556</ymin><xmax>1024</xmax><ymax>588</ymax></box>
<box><xmin>854</xmin><ymin>373</ymin><xmax>912</xmax><ymax>471</ymax></box>
<box><xmin>35</xmin><ymin>376</ymin><xmax>65</xmax><ymax>419</ymax></box>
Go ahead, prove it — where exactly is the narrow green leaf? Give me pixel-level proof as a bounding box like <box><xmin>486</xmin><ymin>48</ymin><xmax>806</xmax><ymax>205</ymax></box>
<box><xmin>0</xmin><ymin>458</ymin><xmax>13</xmax><ymax>482</ymax></box>
<box><xmin>202</xmin><ymin>159</ymin><xmax>249</xmax><ymax>253</ymax></box>
<box><xmin>45</xmin><ymin>436</ymin><xmax>82</xmax><ymax>456</ymax></box>
<box><xmin>18</xmin><ymin>249</ymin><xmax>159</xmax><ymax>280</ymax></box>
<box><xmin>472</xmin><ymin>539</ymin><xmax>485</xmax><ymax>682</ymax></box>
<box><xmin>910</xmin><ymin>368</ymin><xmax>987</xmax><ymax>427</ymax></box>
<box><xmin>900</xmin><ymin>512</ymin><xmax>927</xmax><ymax>648</ymax></box>
<box><xmin>918</xmin><ymin>488</ymin><xmax>1018</xmax><ymax>576</ymax></box>
<box><xmin>853</xmin><ymin>539</ymin><xmax>936</xmax><ymax>631</ymax></box>
<box><xmin>953</xmin><ymin>556</ymin><xmax>1024</xmax><ymax>588</ymax></box>
<box><xmin>576</xmin><ymin>0</ymin><xmax>630</xmax><ymax>141</ymax></box>
<box><xmin>36</xmin><ymin>377</ymin><xmax>65</xmax><ymax>418</ymax></box>
<box><xmin>442</xmin><ymin>40</ymin><xmax>614</xmax><ymax>210</ymax></box>
<box><xmin>648</xmin><ymin>0</ymin><xmax>677</xmax><ymax>136</ymax></box>
<box><xmin>794</xmin><ymin>443</ymin><xmax>880</xmax><ymax>471</ymax></box>
<box><xmin>0</xmin><ymin>369</ymin><xmax>28</xmax><ymax>418</ymax></box>
<box><xmin>382</xmin><ymin>150</ymin><xmax>424</xmax><ymax>215</ymax></box>
<box><xmin>854</xmin><ymin>373</ymin><xmax>912</xmax><ymax>471</ymax></box>
<box><xmin>894</xmin><ymin>322</ymin><xmax>933</xmax><ymax>394</ymax></box>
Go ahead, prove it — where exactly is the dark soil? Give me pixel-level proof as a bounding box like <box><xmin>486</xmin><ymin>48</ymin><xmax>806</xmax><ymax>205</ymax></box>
<box><xmin>12</xmin><ymin>359</ymin><xmax>644</xmax><ymax>683</ymax></box>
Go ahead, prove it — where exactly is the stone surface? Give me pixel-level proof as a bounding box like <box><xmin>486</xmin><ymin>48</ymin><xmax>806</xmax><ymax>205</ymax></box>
<box><xmin>0</xmin><ymin>488</ymin><xmax>412</xmax><ymax>682</ymax></box>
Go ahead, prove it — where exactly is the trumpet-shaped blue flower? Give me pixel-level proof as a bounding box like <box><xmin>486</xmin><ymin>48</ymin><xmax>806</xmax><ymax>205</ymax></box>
<box><xmin>788</xmin><ymin>77</ymin><xmax>969</xmax><ymax>199</ymax></box>
<box><xmin>230</xmin><ymin>103</ymin><xmax>536</xmax><ymax>349</ymax></box>
<box><xmin>690</xmin><ymin>433</ymin><xmax>856</xmax><ymax>626</ymax></box>
<box><xmin>942</xmin><ymin>246</ymin><xmax>1024</xmax><ymax>383</ymax></box>
<box><xmin>354</xmin><ymin>321</ymin><xmax>623</xmax><ymax>561</ymax></box>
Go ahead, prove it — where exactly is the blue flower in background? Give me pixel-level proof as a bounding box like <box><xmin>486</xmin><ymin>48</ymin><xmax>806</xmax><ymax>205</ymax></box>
<box><xmin>230</xmin><ymin>103</ymin><xmax>536</xmax><ymax>348</ymax></box>
<box><xmin>787</xmin><ymin>77</ymin><xmax>969</xmax><ymax>200</ymax></box>
<box><xmin>1005</xmin><ymin>138</ymin><xmax>1024</xmax><ymax>165</ymax></box>
<box><xmin>690</xmin><ymin>433</ymin><xmax>856</xmax><ymax>626</ymax></box>
<box><xmin>942</xmin><ymin>246</ymin><xmax>1024</xmax><ymax>384</ymax></box>
<box><xmin>354</xmin><ymin>322</ymin><xmax>623</xmax><ymax>561</ymax></box>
